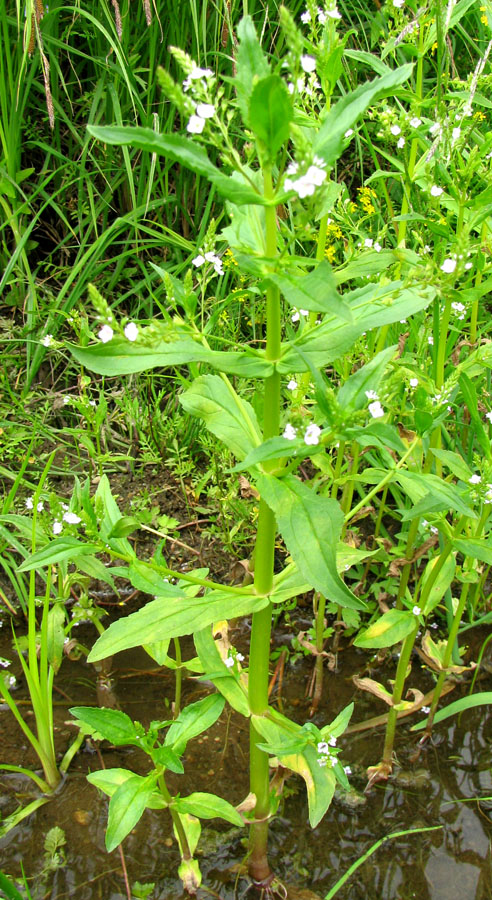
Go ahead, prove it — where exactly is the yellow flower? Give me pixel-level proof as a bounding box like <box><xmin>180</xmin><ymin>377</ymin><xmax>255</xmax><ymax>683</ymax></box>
<box><xmin>474</xmin><ymin>110</ymin><xmax>486</xmax><ymax>121</ymax></box>
<box><xmin>431</xmin><ymin>41</ymin><xmax>438</xmax><ymax>53</ymax></box>
<box><xmin>325</xmin><ymin>245</ymin><xmax>336</xmax><ymax>263</ymax></box>
<box><xmin>481</xmin><ymin>14</ymin><xmax>488</xmax><ymax>24</ymax></box>
<box><xmin>326</xmin><ymin>223</ymin><xmax>343</xmax><ymax>239</ymax></box>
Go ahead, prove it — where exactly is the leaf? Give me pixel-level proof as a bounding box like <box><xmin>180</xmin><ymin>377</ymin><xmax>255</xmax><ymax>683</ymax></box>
<box><xmin>421</xmin><ymin>554</ymin><xmax>456</xmax><ymax>615</ymax></box>
<box><xmin>106</xmin><ymin>774</ymin><xmax>157</xmax><ymax>851</ymax></box>
<box><xmin>107</xmin><ymin>516</ymin><xmax>140</xmax><ymax>539</ymax></box>
<box><xmin>397</xmin><ymin>472</ymin><xmax>476</xmax><ymax>520</ymax></box>
<box><xmin>69</xmin><ymin>707</ymin><xmax>139</xmax><ymax>745</ymax></box>
<box><xmin>320</xmin><ymin>702</ymin><xmax>354</xmax><ymax>739</ymax></box>
<box><xmin>453</xmin><ymin>537</ymin><xmax>492</xmax><ymax>567</ymax></box>
<box><xmin>235</xmin><ymin>16</ymin><xmax>271</xmax><ymax>123</ymax></box>
<box><xmin>249</xmin><ymin>75</ymin><xmax>292</xmax><ymax>158</ymax></box>
<box><xmin>458</xmin><ymin>373</ymin><xmax>492</xmax><ymax>460</ymax></box>
<box><xmin>344</xmin><ymin>422</ymin><xmax>406</xmax><ymax>454</ymax></box>
<box><xmin>411</xmin><ymin>692</ymin><xmax>492</xmax><ymax>731</ymax></box>
<box><xmin>87</xmin><ymin>126</ymin><xmax>266</xmax><ymax>206</ymax></box>
<box><xmin>174</xmin><ymin>793</ymin><xmax>243</xmax><ymax>827</ymax></box>
<box><xmin>87</xmin><ymin>587</ymin><xmax>268</xmax><ymax>662</ymax></box>
<box><xmin>69</xmin><ymin>338</ymin><xmax>272</xmax><ymax>379</ymax></box>
<box><xmin>353</xmin><ymin>677</ymin><xmax>395</xmax><ymax>706</ymax></box>
<box><xmin>126</xmin><ymin>560</ymin><xmax>183</xmax><ymax>598</ymax></box>
<box><xmin>165</xmin><ymin>694</ymin><xmax>225</xmax><ymax>754</ymax></box>
<box><xmin>337</xmin><ymin>345</ymin><xmax>397</xmax><ymax>411</ymax></box>
<box><xmin>334</xmin><ymin>248</ymin><xmax>419</xmax><ymax>285</ymax></box>
<box><xmin>257</xmin><ymin>474</ymin><xmax>364</xmax><ymax>610</ymax></box>
<box><xmin>429</xmin><ymin>448</ymin><xmax>473</xmax><ymax>482</ymax></box>
<box><xmin>313</xmin><ymin>65</ymin><xmax>413</xmax><ymax>168</ymax></box>
<box><xmin>47</xmin><ymin>603</ymin><xmax>66</xmax><ymax>674</ymax></box>
<box><xmin>265</xmin><ymin>260</ymin><xmax>352</xmax><ymax>319</ymax></box>
<box><xmin>180</xmin><ymin>374</ymin><xmax>262</xmax><ymax>461</ymax></box>
<box><xmin>354</xmin><ymin>609</ymin><xmax>416</xmax><ymax>649</ymax></box>
<box><xmin>232</xmin><ymin>436</ymin><xmax>305</xmax><ymax>473</ymax></box>
<box><xmin>18</xmin><ymin>537</ymin><xmax>100</xmax><ymax>571</ymax></box>
<box><xmin>178</xmin><ymin>858</ymin><xmax>202</xmax><ymax>894</ymax></box>
<box><xmin>194</xmin><ymin>627</ymin><xmax>250</xmax><ymax>717</ymax></box>
<box><xmin>151</xmin><ymin>746</ymin><xmax>185</xmax><ymax>774</ymax></box>
<box><xmin>269</xmin><ymin>563</ymin><xmax>312</xmax><ymax>605</ymax></box>
<box><xmin>252</xmin><ymin>712</ymin><xmax>335</xmax><ymax>828</ymax></box>
<box><xmin>278</xmin><ymin>282</ymin><xmax>434</xmax><ymax>373</ymax></box>
<box><xmin>95</xmin><ymin>476</ymin><xmax>136</xmax><ymax>558</ymax></box>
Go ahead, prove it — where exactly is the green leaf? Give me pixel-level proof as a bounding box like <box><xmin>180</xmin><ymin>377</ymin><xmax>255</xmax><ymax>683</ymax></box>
<box><xmin>429</xmin><ymin>448</ymin><xmax>473</xmax><ymax>482</ymax></box>
<box><xmin>165</xmin><ymin>694</ymin><xmax>225</xmax><ymax>754</ymax></box>
<box><xmin>232</xmin><ymin>436</ymin><xmax>305</xmax><ymax>473</ymax></box>
<box><xmin>354</xmin><ymin>609</ymin><xmax>416</xmax><ymax>649</ymax></box>
<box><xmin>69</xmin><ymin>338</ymin><xmax>272</xmax><ymax>379</ymax></box>
<box><xmin>421</xmin><ymin>554</ymin><xmax>456</xmax><ymax>615</ymax></box>
<box><xmin>334</xmin><ymin>248</ymin><xmax>419</xmax><ymax>285</ymax></box>
<box><xmin>175</xmin><ymin>793</ymin><xmax>243</xmax><ymax>827</ymax></box>
<box><xmin>235</xmin><ymin>16</ymin><xmax>271</xmax><ymax>123</ymax></box>
<box><xmin>107</xmin><ymin>516</ymin><xmax>140</xmax><ymax>539</ymax></box>
<box><xmin>106</xmin><ymin>774</ymin><xmax>157</xmax><ymax>851</ymax></box>
<box><xmin>0</xmin><ymin>871</ymin><xmax>26</xmax><ymax>900</ymax></box>
<box><xmin>248</xmin><ymin>75</ymin><xmax>292</xmax><ymax>157</ymax></box>
<box><xmin>87</xmin><ymin>767</ymin><xmax>166</xmax><ymax>809</ymax></box>
<box><xmin>265</xmin><ymin>260</ymin><xmax>352</xmax><ymax>319</ymax></box>
<box><xmin>180</xmin><ymin>374</ymin><xmax>262</xmax><ymax>461</ymax></box>
<box><xmin>269</xmin><ymin>563</ymin><xmax>312</xmax><ymax>605</ymax></box>
<box><xmin>87</xmin><ymin>126</ymin><xmax>266</xmax><ymax>206</ymax></box>
<box><xmin>257</xmin><ymin>474</ymin><xmax>364</xmax><ymax>610</ymax></box>
<box><xmin>126</xmin><ymin>560</ymin><xmax>183</xmax><ymax>598</ymax></box>
<box><xmin>278</xmin><ymin>282</ymin><xmax>434</xmax><ymax>373</ymax></box>
<box><xmin>95</xmin><ymin>476</ymin><xmax>136</xmax><ymax>558</ymax></box>
<box><xmin>458</xmin><ymin>373</ymin><xmax>492</xmax><ymax>460</ymax></box>
<box><xmin>18</xmin><ymin>537</ymin><xmax>100</xmax><ymax>571</ymax></box>
<box><xmin>194</xmin><ymin>628</ymin><xmax>250</xmax><ymax>717</ymax></box>
<box><xmin>345</xmin><ymin>422</ymin><xmax>406</xmax><ymax>454</ymax></box>
<box><xmin>87</xmin><ymin>587</ymin><xmax>268</xmax><ymax>662</ymax></box>
<box><xmin>313</xmin><ymin>65</ymin><xmax>413</xmax><ymax>168</ymax></box>
<box><xmin>151</xmin><ymin>746</ymin><xmax>185</xmax><ymax>774</ymax></box>
<box><xmin>47</xmin><ymin>603</ymin><xmax>66</xmax><ymax>674</ymax></box>
<box><xmin>411</xmin><ymin>692</ymin><xmax>492</xmax><ymax>731</ymax></box>
<box><xmin>337</xmin><ymin>345</ymin><xmax>396</xmax><ymax>411</ymax></box>
<box><xmin>453</xmin><ymin>538</ymin><xmax>492</xmax><ymax>567</ymax></box>
<box><xmin>397</xmin><ymin>472</ymin><xmax>476</xmax><ymax>520</ymax></box>
<box><xmin>320</xmin><ymin>702</ymin><xmax>354</xmax><ymax>739</ymax></box>
<box><xmin>69</xmin><ymin>707</ymin><xmax>139</xmax><ymax>745</ymax></box>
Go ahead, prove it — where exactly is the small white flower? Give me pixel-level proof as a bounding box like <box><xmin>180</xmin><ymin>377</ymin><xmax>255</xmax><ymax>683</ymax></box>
<box><xmin>485</xmin><ymin>411</ymin><xmax>492</xmax><ymax>423</ymax></box>
<box><xmin>287</xmin><ymin>379</ymin><xmax>298</xmax><ymax>391</ymax></box>
<box><xmin>390</xmin><ymin>124</ymin><xmax>401</xmax><ymax>136</ymax></box>
<box><xmin>327</xmin><ymin>6</ymin><xmax>342</xmax><ymax>17</ymax></box>
<box><xmin>124</xmin><ymin>322</ymin><xmax>138</xmax><ymax>342</ymax></box>
<box><xmin>441</xmin><ymin>258</ymin><xmax>456</xmax><ymax>274</ymax></box>
<box><xmin>224</xmin><ymin>656</ymin><xmax>235</xmax><ymax>668</ymax></box>
<box><xmin>368</xmin><ymin>400</ymin><xmax>384</xmax><ymax>418</ymax></box>
<box><xmin>42</xmin><ymin>334</ymin><xmax>54</xmax><ymax>347</ymax></box>
<box><xmin>300</xmin><ymin>9</ymin><xmax>311</xmax><ymax>22</ymax></box>
<box><xmin>63</xmin><ymin>396</ymin><xmax>71</xmax><ymax>405</ymax></box>
<box><xmin>412</xmin><ymin>605</ymin><xmax>421</xmax><ymax>616</ymax></box>
<box><xmin>430</xmin><ymin>185</ymin><xmax>443</xmax><ymax>197</ymax></box>
<box><xmin>25</xmin><ymin>497</ymin><xmax>34</xmax><ymax>510</ymax></box>
<box><xmin>97</xmin><ymin>324</ymin><xmax>114</xmax><ymax>343</ymax></box>
<box><xmin>397</xmin><ymin>137</ymin><xmax>405</xmax><ymax>149</ymax></box>
<box><xmin>421</xmin><ymin>706</ymin><xmax>430</xmax><ymax>714</ymax></box>
<box><xmin>364</xmin><ymin>238</ymin><xmax>373</xmax><ymax>249</ymax></box>
<box><xmin>409</xmin><ymin>116</ymin><xmax>422</xmax><ymax>128</ymax></box>
<box><xmin>393</xmin><ymin>0</ymin><xmax>404</xmax><ymax>7</ymax></box>
<box><xmin>304</xmin><ymin>424</ymin><xmax>321</xmax><ymax>445</ymax></box>
<box><xmin>283</xmin><ymin>423</ymin><xmax>297</xmax><ymax>440</ymax></box>
<box><xmin>365</xmin><ymin>389</ymin><xmax>379</xmax><ymax>400</ymax></box>
<box><xmin>53</xmin><ymin>521</ymin><xmax>63</xmax><ymax>535</ymax></box>
<box><xmin>429</xmin><ymin>122</ymin><xmax>441</xmax><ymax>135</ymax></box>
<box><xmin>291</xmin><ymin>311</ymin><xmax>300</xmax><ymax>323</ymax></box>
<box><xmin>317</xmin><ymin>756</ymin><xmax>328</xmax><ymax>767</ymax></box>
<box><xmin>196</xmin><ymin>103</ymin><xmax>215</xmax><ymax>119</ymax></box>
<box><xmin>344</xmin><ymin>128</ymin><xmax>354</xmax><ymax>138</ymax></box>
<box><xmin>300</xmin><ymin>55</ymin><xmax>316</xmax><ymax>73</ymax></box>
<box><xmin>187</xmin><ymin>115</ymin><xmax>205</xmax><ymax>134</ymax></box>
<box><xmin>8</xmin><ymin>674</ymin><xmax>16</xmax><ymax>689</ymax></box>
<box><xmin>452</xmin><ymin>126</ymin><xmax>461</xmax><ymax>142</ymax></box>
<box><xmin>428</xmin><ymin>335</ymin><xmax>434</xmax><ymax>345</ymax></box>
<box><xmin>469</xmin><ymin>474</ymin><xmax>481</xmax><ymax>484</ymax></box>
<box><xmin>189</xmin><ymin>66</ymin><xmax>213</xmax><ymax>80</ymax></box>
<box><xmin>344</xmin><ymin>765</ymin><xmax>352</xmax><ymax>775</ymax></box>
<box><xmin>63</xmin><ymin>511</ymin><xmax>81</xmax><ymax>524</ymax></box>
<box><xmin>328</xmin><ymin>736</ymin><xmax>337</xmax><ymax>747</ymax></box>
<box><xmin>0</xmin><ymin>657</ymin><xmax>10</xmax><ymax>668</ymax></box>
<box><xmin>430</xmin><ymin>525</ymin><xmax>438</xmax><ymax>534</ymax></box>
<box><xmin>409</xmin><ymin>377</ymin><xmax>419</xmax><ymax>388</ymax></box>
<box><xmin>451</xmin><ymin>301</ymin><xmax>466</xmax><ymax>320</ymax></box>
<box><xmin>236</xmin><ymin>653</ymin><xmax>245</xmax><ymax>662</ymax></box>
<box><xmin>374</xmin><ymin>242</ymin><xmax>382</xmax><ymax>252</ymax></box>
<box><xmin>192</xmin><ymin>254</ymin><xmax>205</xmax><ymax>267</ymax></box>
<box><xmin>465</xmin><ymin>261</ymin><xmax>473</xmax><ymax>270</ymax></box>
<box><xmin>317</xmin><ymin>741</ymin><xmax>329</xmax><ymax>754</ymax></box>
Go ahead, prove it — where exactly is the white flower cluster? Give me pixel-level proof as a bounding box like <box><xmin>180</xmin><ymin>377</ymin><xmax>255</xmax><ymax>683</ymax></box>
<box><xmin>224</xmin><ymin>651</ymin><xmax>245</xmax><ymax>668</ymax></box>
<box><xmin>291</xmin><ymin>307</ymin><xmax>309</xmax><ymax>323</ymax></box>
<box><xmin>301</xmin><ymin>4</ymin><xmax>341</xmax><ymax>23</ymax></box>
<box><xmin>284</xmin><ymin>156</ymin><xmax>327</xmax><ymax>199</ymax></box>
<box><xmin>365</xmin><ymin>390</ymin><xmax>384</xmax><ymax>419</ymax></box>
<box><xmin>182</xmin><ymin>65</ymin><xmax>214</xmax><ymax>93</ymax></box>
<box><xmin>186</xmin><ymin>102</ymin><xmax>215</xmax><ymax>135</ymax></box>
<box><xmin>282</xmin><ymin>423</ymin><xmax>322</xmax><ymax>445</ymax></box>
<box><xmin>97</xmin><ymin>322</ymin><xmax>138</xmax><ymax>344</ymax></box>
<box><xmin>192</xmin><ymin>250</ymin><xmax>224</xmax><ymax>276</ymax></box>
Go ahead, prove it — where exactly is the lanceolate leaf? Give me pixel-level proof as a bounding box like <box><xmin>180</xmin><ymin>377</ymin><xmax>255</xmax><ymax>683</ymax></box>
<box><xmin>354</xmin><ymin>609</ymin><xmax>416</xmax><ymax>650</ymax></box>
<box><xmin>278</xmin><ymin>282</ymin><xmax>434</xmax><ymax>373</ymax></box>
<box><xmin>174</xmin><ymin>793</ymin><xmax>243</xmax><ymax>826</ymax></box>
<box><xmin>165</xmin><ymin>694</ymin><xmax>225</xmax><ymax>754</ymax></box>
<box><xmin>69</xmin><ymin>707</ymin><xmax>139</xmax><ymax>745</ymax></box>
<box><xmin>453</xmin><ymin>538</ymin><xmax>492</xmax><ymax>567</ymax></box>
<box><xmin>411</xmin><ymin>692</ymin><xmax>492</xmax><ymax>731</ymax></box>
<box><xmin>180</xmin><ymin>374</ymin><xmax>262</xmax><ymax>461</ymax></box>
<box><xmin>106</xmin><ymin>774</ymin><xmax>157</xmax><ymax>852</ymax></box>
<box><xmin>257</xmin><ymin>474</ymin><xmax>364</xmax><ymax>610</ymax></box>
<box><xmin>397</xmin><ymin>472</ymin><xmax>476</xmax><ymax>520</ymax></box>
<box><xmin>194</xmin><ymin>627</ymin><xmax>250</xmax><ymax>717</ymax></box>
<box><xmin>337</xmin><ymin>345</ymin><xmax>397</xmax><ymax>411</ymax></box>
<box><xmin>235</xmin><ymin>16</ymin><xmax>271</xmax><ymax>123</ymax></box>
<box><xmin>87</xmin><ymin>588</ymin><xmax>268</xmax><ymax>662</ymax></box>
<box><xmin>18</xmin><ymin>537</ymin><xmax>100</xmax><ymax>571</ymax></box>
<box><xmin>265</xmin><ymin>260</ymin><xmax>352</xmax><ymax>319</ymax></box>
<box><xmin>87</xmin><ymin>126</ymin><xmax>266</xmax><ymax>206</ymax></box>
<box><xmin>313</xmin><ymin>65</ymin><xmax>413</xmax><ymax>168</ymax></box>
<box><xmin>249</xmin><ymin>75</ymin><xmax>293</xmax><ymax>158</ymax></box>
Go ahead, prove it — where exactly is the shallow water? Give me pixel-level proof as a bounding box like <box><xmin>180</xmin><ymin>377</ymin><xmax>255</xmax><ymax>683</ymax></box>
<box><xmin>1</xmin><ymin>624</ymin><xmax>492</xmax><ymax>900</ymax></box>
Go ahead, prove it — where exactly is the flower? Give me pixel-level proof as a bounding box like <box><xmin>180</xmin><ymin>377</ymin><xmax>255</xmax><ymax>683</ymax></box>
<box><xmin>430</xmin><ymin>185</ymin><xmax>443</xmax><ymax>197</ymax></box>
<box><xmin>189</xmin><ymin>66</ymin><xmax>213</xmax><ymax>80</ymax></box>
<box><xmin>317</xmin><ymin>756</ymin><xmax>328</xmax><ymax>767</ymax></box>
<box><xmin>368</xmin><ymin>400</ymin><xmax>384</xmax><ymax>418</ymax></box>
<box><xmin>236</xmin><ymin>653</ymin><xmax>245</xmax><ymax>662</ymax></box>
<box><xmin>53</xmin><ymin>521</ymin><xmax>63</xmax><ymax>535</ymax></box>
<box><xmin>304</xmin><ymin>424</ymin><xmax>321</xmax><ymax>445</ymax></box>
<box><xmin>409</xmin><ymin>116</ymin><xmax>422</xmax><ymax>128</ymax></box>
<box><xmin>421</xmin><ymin>706</ymin><xmax>430</xmax><ymax>714</ymax></box>
<box><xmin>397</xmin><ymin>137</ymin><xmax>405</xmax><ymax>148</ymax></box>
<box><xmin>428</xmin><ymin>335</ymin><xmax>434</xmax><ymax>345</ymax></box>
<box><xmin>283</xmin><ymin>423</ymin><xmax>297</xmax><ymax>440</ymax></box>
<box><xmin>97</xmin><ymin>324</ymin><xmax>114</xmax><ymax>343</ymax></box>
<box><xmin>196</xmin><ymin>103</ymin><xmax>215</xmax><ymax>119</ymax></box>
<box><xmin>63</xmin><ymin>511</ymin><xmax>81</xmax><ymax>524</ymax></box>
<box><xmin>374</xmin><ymin>242</ymin><xmax>382</xmax><ymax>252</ymax></box>
<box><xmin>42</xmin><ymin>334</ymin><xmax>54</xmax><ymax>347</ymax></box>
<box><xmin>485</xmin><ymin>411</ymin><xmax>492</xmax><ymax>423</ymax></box>
<box><xmin>224</xmin><ymin>656</ymin><xmax>235</xmax><ymax>668</ymax></box>
<box><xmin>300</xmin><ymin>55</ymin><xmax>316</xmax><ymax>73</ymax></box>
<box><xmin>187</xmin><ymin>114</ymin><xmax>205</xmax><ymax>134</ymax></box>
<box><xmin>124</xmin><ymin>322</ymin><xmax>138</xmax><ymax>342</ymax></box>
<box><xmin>440</xmin><ymin>258</ymin><xmax>456</xmax><ymax>274</ymax></box>
<box><xmin>317</xmin><ymin>741</ymin><xmax>329</xmax><ymax>754</ymax></box>
<box><xmin>37</xmin><ymin>501</ymin><xmax>44</xmax><ymax>512</ymax></box>
<box><xmin>365</xmin><ymin>389</ymin><xmax>379</xmax><ymax>400</ymax></box>
<box><xmin>344</xmin><ymin>765</ymin><xmax>352</xmax><ymax>775</ymax></box>
<box><xmin>390</xmin><ymin>124</ymin><xmax>401</xmax><ymax>136</ymax></box>
<box><xmin>469</xmin><ymin>474</ymin><xmax>481</xmax><ymax>484</ymax></box>
<box><xmin>412</xmin><ymin>605</ymin><xmax>421</xmax><ymax>616</ymax></box>
<box><xmin>300</xmin><ymin>9</ymin><xmax>311</xmax><ymax>22</ymax></box>
<box><xmin>452</xmin><ymin>126</ymin><xmax>461</xmax><ymax>142</ymax></box>
<box><xmin>328</xmin><ymin>736</ymin><xmax>337</xmax><ymax>747</ymax></box>
<box><xmin>25</xmin><ymin>497</ymin><xmax>34</xmax><ymax>510</ymax></box>
<box><xmin>451</xmin><ymin>301</ymin><xmax>465</xmax><ymax>320</ymax></box>
<box><xmin>287</xmin><ymin>380</ymin><xmax>298</xmax><ymax>391</ymax></box>
<box><xmin>327</xmin><ymin>6</ymin><xmax>342</xmax><ymax>17</ymax></box>
<box><xmin>344</xmin><ymin>128</ymin><xmax>354</xmax><ymax>138</ymax></box>
<box><xmin>285</xmin><ymin>162</ymin><xmax>327</xmax><ymax>199</ymax></box>
<box><xmin>364</xmin><ymin>238</ymin><xmax>373</xmax><ymax>249</ymax></box>
<box><xmin>393</xmin><ymin>0</ymin><xmax>404</xmax><ymax>6</ymax></box>
<box><xmin>409</xmin><ymin>377</ymin><xmax>419</xmax><ymax>388</ymax></box>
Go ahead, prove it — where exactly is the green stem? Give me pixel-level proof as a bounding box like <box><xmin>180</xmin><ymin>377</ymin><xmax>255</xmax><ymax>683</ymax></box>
<box><xmin>382</xmin><ymin>623</ymin><xmax>419</xmax><ymax>768</ymax></box>
<box><xmin>173</xmin><ymin>637</ymin><xmax>182</xmax><ymax>719</ymax></box>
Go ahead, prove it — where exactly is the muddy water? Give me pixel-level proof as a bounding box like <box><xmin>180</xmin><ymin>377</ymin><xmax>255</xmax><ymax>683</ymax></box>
<box><xmin>1</xmin><ymin>624</ymin><xmax>492</xmax><ymax>900</ymax></box>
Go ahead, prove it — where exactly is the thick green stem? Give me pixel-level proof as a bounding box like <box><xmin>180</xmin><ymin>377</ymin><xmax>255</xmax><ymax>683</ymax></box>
<box><xmin>382</xmin><ymin>624</ymin><xmax>419</xmax><ymax>768</ymax></box>
<box><xmin>173</xmin><ymin>637</ymin><xmax>182</xmax><ymax>719</ymax></box>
